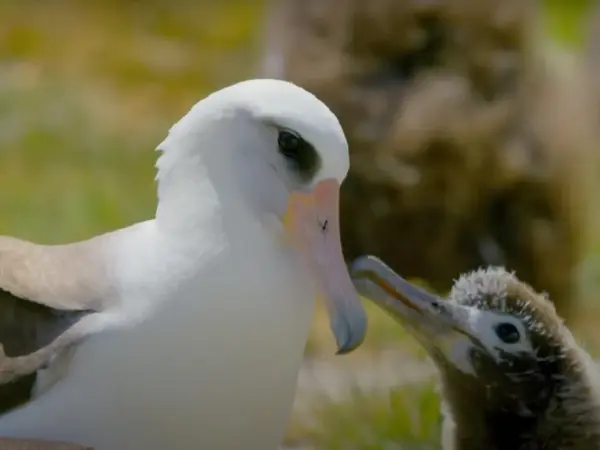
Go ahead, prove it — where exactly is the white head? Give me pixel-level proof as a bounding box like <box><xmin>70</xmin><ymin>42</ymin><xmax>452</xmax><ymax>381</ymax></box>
<box><xmin>153</xmin><ymin>79</ymin><xmax>366</xmax><ymax>353</ymax></box>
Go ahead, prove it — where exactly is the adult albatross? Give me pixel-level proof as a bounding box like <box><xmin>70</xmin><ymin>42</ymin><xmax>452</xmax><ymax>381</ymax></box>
<box><xmin>0</xmin><ymin>78</ymin><xmax>367</xmax><ymax>450</ymax></box>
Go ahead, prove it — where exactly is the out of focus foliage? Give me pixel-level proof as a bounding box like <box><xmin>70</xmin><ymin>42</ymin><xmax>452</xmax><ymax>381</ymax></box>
<box><xmin>544</xmin><ymin>0</ymin><xmax>594</xmax><ymax>44</ymax></box>
<box><xmin>0</xmin><ymin>0</ymin><xmax>267</xmax><ymax>242</ymax></box>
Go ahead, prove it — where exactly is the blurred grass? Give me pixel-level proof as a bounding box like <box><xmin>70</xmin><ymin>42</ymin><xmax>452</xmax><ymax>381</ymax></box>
<box><xmin>0</xmin><ymin>0</ymin><xmax>268</xmax><ymax>243</ymax></box>
<box><xmin>544</xmin><ymin>0</ymin><xmax>594</xmax><ymax>45</ymax></box>
<box><xmin>0</xmin><ymin>0</ymin><xmax>598</xmax><ymax>449</ymax></box>
<box><xmin>287</xmin><ymin>381</ymin><xmax>441</xmax><ymax>450</ymax></box>
<box><xmin>0</xmin><ymin>73</ymin><xmax>157</xmax><ymax>242</ymax></box>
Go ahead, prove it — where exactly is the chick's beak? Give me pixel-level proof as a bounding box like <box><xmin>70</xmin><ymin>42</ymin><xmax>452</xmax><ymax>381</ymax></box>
<box><xmin>349</xmin><ymin>255</ymin><xmax>472</xmax><ymax>341</ymax></box>
<box><xmin>283</xmin><ymin>179</ymin><xmax>367</xmax><ymax>354</ymax></box>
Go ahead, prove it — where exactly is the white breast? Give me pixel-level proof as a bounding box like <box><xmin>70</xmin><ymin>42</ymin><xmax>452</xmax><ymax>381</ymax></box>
<box><xmin>0</xmin><ymin>220</ymin><xmax>316</xmax><ymax>450</ymax></box>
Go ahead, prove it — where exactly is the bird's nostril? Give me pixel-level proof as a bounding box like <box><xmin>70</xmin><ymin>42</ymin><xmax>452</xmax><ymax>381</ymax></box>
<box><xmin>430</xmin><ymin>299</ymin><xmax>443</xmax><ymax>312</ymax></box>
<box><xmin>318</xmin><ymin>219</ymin><xmax>329</xmax><ymax>233</ymax></box>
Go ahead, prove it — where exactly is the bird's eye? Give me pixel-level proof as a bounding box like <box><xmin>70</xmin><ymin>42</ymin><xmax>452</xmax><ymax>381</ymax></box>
<box><xmin>494</xmin><ymin>322</ymin><xmax>520</xmax><ymax>344</ymax></box>
<box><xmin>278</xmin><ymin>130</ymin><xmax>303</xmax><ymax>159</ymax></box>
<box><xmin>276</xmin><ymin>129</ymin><xmax>320</xmax><ymax>182</ymax></box>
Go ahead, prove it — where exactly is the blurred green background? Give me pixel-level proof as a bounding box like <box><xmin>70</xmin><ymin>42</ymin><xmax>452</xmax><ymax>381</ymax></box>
<box><xmin>545</xmin><ymin>0</ymin><xmax>594</xmax><ymax>44</ymax></box>
<box><xmin>0</xmin><ymin>0</ymin><xmax>597</xmax><ymax>449</ymax></box>
<box><xmin>0</xmin><ymin>0</ymin><xmax>591</xmax><ymax>241</ymax></box>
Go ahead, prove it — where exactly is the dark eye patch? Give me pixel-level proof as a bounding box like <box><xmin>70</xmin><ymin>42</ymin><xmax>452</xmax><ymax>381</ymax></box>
<box><xmin>277</xmin><ymin>129</ymin><xmax>320</xmax><ymax>182</ymax></box>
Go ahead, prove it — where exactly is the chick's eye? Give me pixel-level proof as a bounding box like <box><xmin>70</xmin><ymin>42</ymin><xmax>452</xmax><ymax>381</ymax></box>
<box><xmin>278</xmin><ymin>130</ymin><xmax>302</xmax><ymax>158</ymax></box>
<box><xmin>495</xmin><ymin>322</ymin><xmax>520</xmax><ymax>344</ymax></box>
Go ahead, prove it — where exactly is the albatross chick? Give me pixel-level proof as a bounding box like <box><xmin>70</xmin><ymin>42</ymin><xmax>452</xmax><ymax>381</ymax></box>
<box><xmin>352</xmin><ymin>256</ymin><xmax>600</xmax><ymax>450</ymax></box>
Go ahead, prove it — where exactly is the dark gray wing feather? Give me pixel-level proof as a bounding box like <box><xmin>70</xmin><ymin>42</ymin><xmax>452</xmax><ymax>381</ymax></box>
<box><xmin>0</xmin><ymin>287</ymin><xmax>93</xmax><ymax>416</ymax></box>
<box><xmin>0</xmin><ymin>288</ymin><xmax>92</xmax><ymax>358</ymax></box>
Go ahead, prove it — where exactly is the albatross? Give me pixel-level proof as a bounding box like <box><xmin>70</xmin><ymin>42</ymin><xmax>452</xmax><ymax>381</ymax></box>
<box><xmin>0</xmin><ymin>78</ymin><xmax>367</xmax><ymax>450</ymax></box>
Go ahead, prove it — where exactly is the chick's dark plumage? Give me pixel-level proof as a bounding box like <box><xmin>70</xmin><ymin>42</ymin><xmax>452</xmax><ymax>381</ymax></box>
<box><xmin>352</xmin><ymin>258</ymin><xmax>600</xmax><ymax>450</ymax></box>
<box><xmin>441</xmin><ymin>268</ymin><xmax>600</xmax><ymax>450</ymax></box>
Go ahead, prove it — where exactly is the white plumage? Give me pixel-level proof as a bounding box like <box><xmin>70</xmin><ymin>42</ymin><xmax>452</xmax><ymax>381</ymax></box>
<box><xmin>0</xmin><ymin>79</ymin><xmax>366</xmax><ymax>450</ymax></box>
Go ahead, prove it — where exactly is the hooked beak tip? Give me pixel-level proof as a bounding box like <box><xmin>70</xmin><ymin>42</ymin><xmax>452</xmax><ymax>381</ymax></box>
<box><xmin>331</xmin><ymin>308</ymin><xmax>367</xmax><ymax>355</ymax></box>
<box><xmin>349</xmin><ymin>255</ymin><xmax>385</xmax><ymax>279</ymax></box>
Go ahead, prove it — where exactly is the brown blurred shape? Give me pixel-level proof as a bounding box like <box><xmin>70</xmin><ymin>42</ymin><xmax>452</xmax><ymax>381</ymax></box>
<box><xmin>260</xmin><ymin>0</ymin><xmax>600</xmax><ymax>322</ymax></box>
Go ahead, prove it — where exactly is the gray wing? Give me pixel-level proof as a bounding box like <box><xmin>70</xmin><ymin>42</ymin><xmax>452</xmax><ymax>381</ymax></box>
<box><xmin>0</xmin><ymin>288</ymin><xmax>92</xmax><ymax>358</ymax></box>
<box><xmin>0</xmin><ymin>287</ymin><xmax>94</xmax><ymax>415</ymax></box>
<box><xmin>0</xmin><ymin>373</ymin><xmax>37</xmax><ymax>416</ymax></box>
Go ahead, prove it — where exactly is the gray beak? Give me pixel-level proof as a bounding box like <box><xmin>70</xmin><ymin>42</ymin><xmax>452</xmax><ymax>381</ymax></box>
<box><xmin>349</xmin><ymin>255</ymin><xmax>472</xmax><ymax>340</ymax></box>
